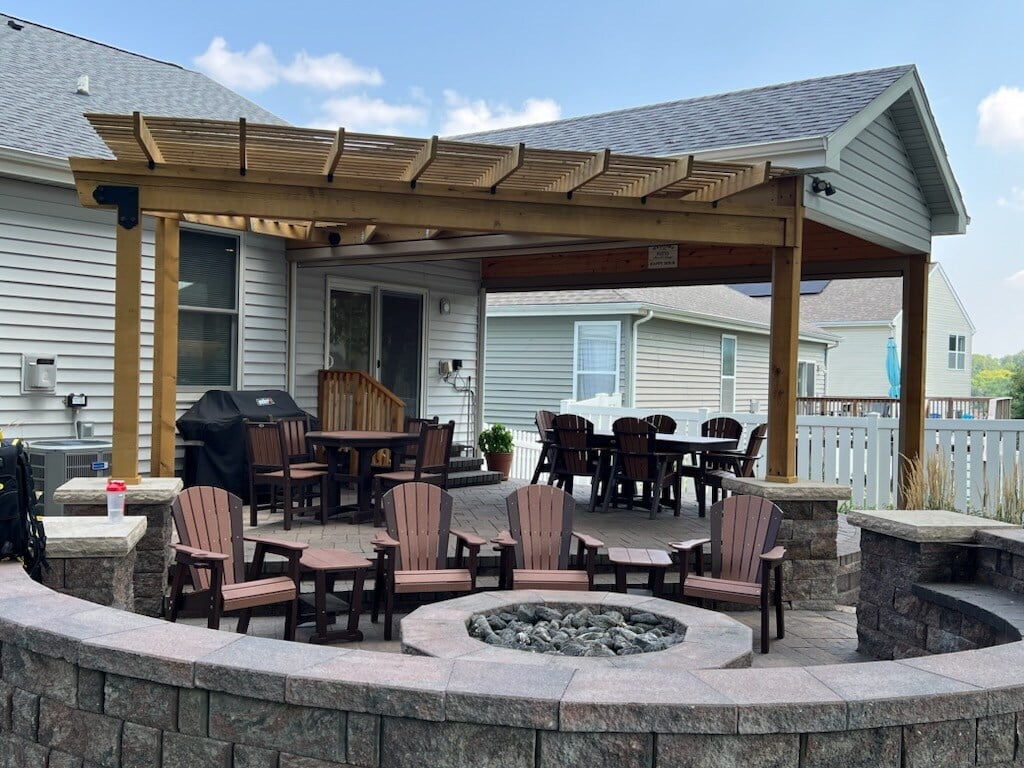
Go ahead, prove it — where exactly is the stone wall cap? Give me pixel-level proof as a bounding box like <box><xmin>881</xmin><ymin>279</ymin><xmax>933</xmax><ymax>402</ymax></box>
<box><xmin>976</xmin><ymin>528</ymin><xmax>1024</xmax><ymax>556</ymax></box>
<box><xmin>846</xmin><ymin>508</ymin><xmax>1015</xmax><ymax>542</ymax></box>
<box><xmin>43</xmin><ymin>516</ymin><xmax>147</xmax><ymax>557</ymax></box>
<box><xmin>53</xmin><ymin>476</ymin><xmax>183</xmax><ymax>505</ymax></box>
<box><xmin>720</xmin><ymin>477</ymin><xmax>852</xmax><ymax>501</ymax></box>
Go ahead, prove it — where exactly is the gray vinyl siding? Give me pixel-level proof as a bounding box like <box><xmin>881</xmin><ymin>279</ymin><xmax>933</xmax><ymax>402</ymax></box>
<box><xmin>806</xmin><ymin>110</ymin><xmax>932</xmax><ymax>253</ymax></box>
<box><xmin>293</xmin><ymin>259</ymin><xmax>482</xmax><ymax>442</ymax></box>
<box><xmin>238</xmin><ymin>232</ymin><xmax>289</xmax><ymax>390</ymax></box>
<box><xmin>483</xmin><ymin>313</ymin><xmax>629</xmax><ymax>429</ymax></box>
<box><xmin>822</xmin><ymin>325</ymin><xmax>893</xmax><ymax>397</ymax></box>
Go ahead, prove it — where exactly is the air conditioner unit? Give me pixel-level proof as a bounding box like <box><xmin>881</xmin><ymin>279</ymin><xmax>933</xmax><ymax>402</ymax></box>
<box><xmin>29</xmin><ymin>439</ymin><xmax>113</xmax><ymax>516</ymax></box>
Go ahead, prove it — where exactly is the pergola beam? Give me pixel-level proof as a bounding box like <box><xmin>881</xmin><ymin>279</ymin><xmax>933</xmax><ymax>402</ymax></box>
<box><xmin>401</xmin><ymin>136</ymin><xmax>438</xmax><ymax>184</ymax></box>
<box><xmin>322</xmin><ymin>128</ymin><xmax>345</xmax><ymax>180</ymax></box>
<box><xmin>545</xmin><ymin>149</ymin><xmax>610</xmax><ymax>194</ymax></box>
<box><xmin>686</xmin><ymin>162</ymin><xmax>772</xmax><ymax>203</ymax></box>
<box><xmin>898</xmin><ymin>254</ymin><xmax>929</xmax><ymax>505</ymax></box>
<box><xmin>132</xmin><ymin>112</ymin><xmax>164</xmax><ymax>168</ymax></box>
<box><xmin>150</xmin><ymin>217</ymin><xmax>179</xmax><ymax>478</ymax></box>
<box><xmin>614</xmin><ymin>155</ymin><xmax>693</xmax><ymax>199</ymax></box>
<box><xmin>472</xmin><ymin>143</ymin><xmax>524</xmax><ymax>190</ymax></box>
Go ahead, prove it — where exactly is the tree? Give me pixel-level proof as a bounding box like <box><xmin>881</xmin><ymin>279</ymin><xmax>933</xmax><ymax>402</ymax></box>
<box><xmin>1011</xmin><ymin>368</ymin><xmax>1024</xmax><ymax>419</ymax></box>
<box><xmin>974</xmin><ymin>368</ymin><xmax>1014</xmax><ymax>397</ymax></box>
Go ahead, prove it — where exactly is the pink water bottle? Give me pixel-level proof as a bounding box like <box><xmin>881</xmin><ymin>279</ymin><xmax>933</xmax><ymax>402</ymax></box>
<box><xmin>106</xmin><ymin>479</ymin><xmax>126</xmax><ymax>522</ymax></box>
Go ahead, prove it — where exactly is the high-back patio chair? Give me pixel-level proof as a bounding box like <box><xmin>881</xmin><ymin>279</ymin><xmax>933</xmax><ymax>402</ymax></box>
<box><xmin>671</xmin><ymin>494</ymin><xmax>786</xmax><ymax>653</ymax></box>
<box><xmin>679</xmin><ymin>416</ymin><xmax>745</xmax><ymax>517</ymax></box>
<box><xmin>603</xmin><ymin>417</ymin><xmax>682</xmax><ymax>518</ymax></box>
<box><xmin>529</xmin><ymin>409</ymin><xmax>558</xmax><ymax>484</ymax></box>
<box><xmin>398</xmin><ymin>415</ymin><xmax>440</xmax><ymax>469</ymax></box>
<box><xmin>277</xmin><ymin>415</ymin><xmax>328</xmax><ymax>472</ymax></box>
<box><xmin>702</xmin><ymin>423</ymin><xmax>768</xmax><ymax>506</ymax></box>
<box><xmin>244</xmin><ymin>419</ymin><xmax>327</xmax><ymax>529</ymax></box>
<box><xmin>492</xmin><ymin>484</ymin><xmax>603</xmax><ymax>591</ymax></box>
<box><xmin>372</xmin><ymin>420</ymin><xmax>455</xmax><ymax>526</ymax></box>
<box><xmin>548</xmin><ymin>414</ymin><xmax>604</xmax><ymax>510</ymax></box>
<box><xmin>644</xmin><ymin>414</ymin><xmax>678</xmax><ymax>434</ymax></box>
<box><xmin>168</xmin><ymin>486</ymin><xmax>307</xmax><ymax>640</ymax></box>
<box><xmin>370</xmin><ymin>482</ymin><xmax>485</xmax><ymax>640</ymax></box>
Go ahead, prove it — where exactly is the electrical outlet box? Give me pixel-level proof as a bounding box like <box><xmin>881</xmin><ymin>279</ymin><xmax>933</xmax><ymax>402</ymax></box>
<box><xmin>439</xmin><ymin>360</ymin><xmax>453</xmax><ymax>376</ymax></box>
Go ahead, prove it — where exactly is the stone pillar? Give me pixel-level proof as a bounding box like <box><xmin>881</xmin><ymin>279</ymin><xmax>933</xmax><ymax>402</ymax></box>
<box><xmin>720</xmin><ymin>478</ymin><xmax>850</xmax><ymax>610</ymax></box>
<box><xmin>847</xmin><ymin>509</ymin><xmax>1013</xmax><ymax>660</ymax></box>
<box><xmin>40</xmin><ymin>516</ymin><xmax>147</xmax><ymax>610</ymax></box>
<box><xmin>53</xmin><ymin>477</ymin><xmax>182</xmax><ymax>616</ymax></box>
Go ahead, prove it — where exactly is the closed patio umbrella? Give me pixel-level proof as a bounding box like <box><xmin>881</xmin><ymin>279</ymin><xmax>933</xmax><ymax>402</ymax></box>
<box><xmin>886</xmin><ymin>336</ymin><xmax>901</xmax><ymax>398</ymax></box>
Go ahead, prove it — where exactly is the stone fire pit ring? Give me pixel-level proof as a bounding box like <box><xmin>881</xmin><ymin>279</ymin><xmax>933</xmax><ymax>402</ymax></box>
<box><xmin>401</xmin><ymin>590</ymin><xmax>753</xmax><ymax>670</ymax></box>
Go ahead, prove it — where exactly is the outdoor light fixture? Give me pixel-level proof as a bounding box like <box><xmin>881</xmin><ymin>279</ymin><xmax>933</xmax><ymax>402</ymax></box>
<box><xmin>811</xmin><ymin>177</ymin><xmax>837</xmax><ymax>196</ymax></box>
<box><xmin>439</xmin><ymin>297</ymin><xmax>452</xmax><ymax>315</ymax></box>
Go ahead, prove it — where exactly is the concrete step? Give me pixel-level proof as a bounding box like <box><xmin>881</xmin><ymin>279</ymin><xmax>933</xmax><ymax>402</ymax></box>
<box><xmin>446</xmin><ymin>469</ymin><xmax>503</xmax><ymax>488</ymax></box>
<box><xmin>449</xmin><ymin>455</ymin><xmax>484</xmax><ymax>472</ymax></box>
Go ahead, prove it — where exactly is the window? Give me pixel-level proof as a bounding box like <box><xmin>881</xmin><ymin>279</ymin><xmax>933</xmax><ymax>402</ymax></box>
<box><xmin>948</xmin><ymin>335</ymin><xmax>966</xmax><ymax>370</ymax></box>
<box><xmin>177</xmin><ymin>230</ymin><xmax>238</xmax><ymax>387</ymax></box>
<box><xmin>573</xmin><ymin>322</ymin><xmax>620</xmax><ymax>400</ymax></box>
<box><xmin>720</xmin><ymin>335</ymin><xmax>737</xmax><ymax>411</ymax></box>
<box><xmin>797</xmin><ymin>361</ymin><xmax>816</xmax><ymax>397</ymax></box>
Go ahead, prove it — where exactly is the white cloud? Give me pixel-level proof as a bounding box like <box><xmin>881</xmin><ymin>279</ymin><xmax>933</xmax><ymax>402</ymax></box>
<box><xmin>194</xmin><ymin>37</ymin><xmax>279</xmax><ymax>91</ymax></box>
<box><xmin>1007</xmin><ymin>269</ymin><xmax>1024</xmax><ymax>284</ymax></box>
<box><xmin>281</xmin><ymin>51</ymin><xmax>382</xmax><ymax>90</ymax></box>
<box><xmin>441</xmin><ymin>90</ymin><xmax>561</xmax><ymax>135</ymax></box>
<box><xmin>997</xmin><ymin>186</ymin><xmax>1024</xmax><ymax>211</ymax></box>
<box><xmin>309</xmin><ymin>95</ymin><xmax>427</xmax><ymax>134</ymax></box>
<box><xmin>978</xmin><ymin>87</ymin><xmax>1024</xmax><ymax>150</ymax></box>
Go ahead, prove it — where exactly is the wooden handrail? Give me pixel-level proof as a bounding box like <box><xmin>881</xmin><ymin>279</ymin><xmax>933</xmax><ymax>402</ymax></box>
<box><xmin>317</xmin><ymin>370</ymin><xmax>406</xmax><ymax>471</ymax></box>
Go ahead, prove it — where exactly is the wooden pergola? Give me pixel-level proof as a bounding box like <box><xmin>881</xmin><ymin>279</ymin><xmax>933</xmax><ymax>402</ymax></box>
<box><xmin>69</xmin><ymin>113</ymin><xmax>929</xmax><ymax>496</ymax></box>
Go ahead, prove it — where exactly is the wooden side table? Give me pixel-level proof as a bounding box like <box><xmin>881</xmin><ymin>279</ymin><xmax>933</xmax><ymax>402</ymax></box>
<box><xmin>300</xmin><ymin>548</ymin><xmax>374</xmax><ymax>644</ymax></box>
<box><xmin>606</xmin><ymin>547</ymin><xmax>673</xmax><ymax>596</ymax></box>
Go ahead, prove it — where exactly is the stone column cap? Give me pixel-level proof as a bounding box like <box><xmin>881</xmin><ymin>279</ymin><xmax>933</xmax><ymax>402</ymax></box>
<box><xmin>53</xmin><ymin>476</ymin><xmax>183</xmax><ymax>505</ymax></box>
<box><xmin>847</xmin><ymin>508</ymin><xmax>1015</xmax><ymax>543</ymax></box>
<box><xmin>43</xmin><ymin>516</ymin><xmax>147</xmax><ymax>557</ymax></box>
<box><xmin>721</xmin><ymin>477</ymin><xmax>852</xmax><ymax>501</ymax></box>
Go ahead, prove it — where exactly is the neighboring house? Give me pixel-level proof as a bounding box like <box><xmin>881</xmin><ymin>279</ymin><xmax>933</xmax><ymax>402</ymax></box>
<box><xmin>484</xmin><ymin>286</ymin><xmax>836</xmax><ymax>428</ymax></box>
<box><xmin>744</xmin><ymin>264</ymin><xmax>973</xmax><ymax>398</ymax></box>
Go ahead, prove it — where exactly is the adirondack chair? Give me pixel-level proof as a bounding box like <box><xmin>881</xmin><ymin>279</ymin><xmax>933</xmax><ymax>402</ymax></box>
<box><xmin>244</xmin><ymin>419</ymin><xmax>327</xmax><ymax>529</ymax></box>
<box><xmin>603</xmin><ymin>417</ymin><xmax>682</xmax><ymax>518</ymax></box>
<box><xmin>529</xmin><ymin>409</ymin><xmax>557</xmax><ymax>484</ymax></box>
<box><xmin>168</xmin><ymin>486</ymin><xmax>307</xmax><ymax>640</ymax></box>
<box><xmin>370</xmin><ymin>482</ymin><xmax>485</xmax><ymax>640</ymax></box>
<box><xmin>644</xmin><ymin>414</ymin><xmax>678</xmax><ymax>434</ymax></box>
<box><xmin>548</xmin><ymin>413</ymin><xmax>604</xmax><ymax>510</ymax></box>
<box><xmin>671</xmin><ymin>495</ymin><xmax>786</xmax><ymax>653</ymax></box>
<box><xmin>372</xmin><ymin>420</ymin><xmax>455</xmax><ymax>526</ymax></box>
<box><xmin>679</xmin><ymin>416</ymin><xmax>744</xmax><ymax>517</ymax></box>
<box><xmin>701</xmin><ymin>423</ymin><xmax>767</xmax><ymax>505</ymax></box>
<box><xmin>492</xmin><ymin>484</ymin><xmax>603</xmax><ymax>591</ymax></box>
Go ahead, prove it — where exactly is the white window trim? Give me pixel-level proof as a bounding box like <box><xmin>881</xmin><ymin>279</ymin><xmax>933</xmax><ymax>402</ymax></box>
<box><xmin>572</xmin><ymin>321</ymin><xmax>621</xmax><ymax>401</ymax></box>
<box><xmin>947</xmin><ymin>334</ymin><xmax>966</xmax><ymax>370</ymax></box>
<box><xmin>720</xmin><ymin>334</ymin><xmax>737</xmax><ymax>412</ymax></box>
<box><xmin>797</xmin><ymin>359</ymin><xmax>817</xmax><ymax>398</ymax></box>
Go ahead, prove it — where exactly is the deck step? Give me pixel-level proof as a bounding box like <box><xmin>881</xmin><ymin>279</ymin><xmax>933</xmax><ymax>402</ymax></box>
<box><xmin>449</xmin><ymin>455</ymin><xmax>485</xmax><ymax>472</ymax></box>
<box><xmin>446</xmin><ymin>469</ymin><xmax>503</xmax><ymax>488</ymax></box>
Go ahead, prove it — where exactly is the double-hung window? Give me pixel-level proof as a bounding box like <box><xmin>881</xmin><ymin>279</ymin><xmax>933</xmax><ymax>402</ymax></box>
<box><xmin>948</xmin><ymin>335</ymin><xmax>966</xmax><ymax>370</ymax></box>
<box><xmin>573</xmin><ymin>321</ymin><xmax>620</xmax><ymax>400</ymax></box>
<box><xmin>797</xmin><ymin>361</ymin><xmax>816</xmax><ymax>397</ymax></box>
<box><xmin>720</xmin><ymin>335</ymin><xmax>737</xmax><ymax>411</ymax></box>
<box><xmin>177</xmin><ymin>230</ymin><xmax>239</xmax><ymax>387</ymax></box>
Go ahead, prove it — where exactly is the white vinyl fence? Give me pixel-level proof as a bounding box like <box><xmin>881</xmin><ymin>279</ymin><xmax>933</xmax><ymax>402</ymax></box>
<box><xmin>500</xmin><ymin>402</ymin><xmax>1024</xmax><ymax>517</ymax></box>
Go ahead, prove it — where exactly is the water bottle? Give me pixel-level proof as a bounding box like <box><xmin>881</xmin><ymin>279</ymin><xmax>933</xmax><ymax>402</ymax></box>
<box><xmin>106</xmin><ymin>479</ymin><xmax>126</xmax><ymax>522</ymax></box>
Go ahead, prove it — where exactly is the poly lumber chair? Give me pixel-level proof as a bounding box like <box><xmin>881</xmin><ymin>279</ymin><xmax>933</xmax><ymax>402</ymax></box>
<box><xmin>678</xmin><ymin>416</ymin><xmax>743</xmax><ymax>517</ymax></box>
<box><xmin>168</xmin><ymin>486</ymin><xmax>308</xmax><ymax>641</ymax></box>
<box><xmin>370</xmin><ymin>482</ymin><xmax>485</xmax><ymax>640</ymax></box>
<box><xmin>492</xmin><ymin>484</ymin><xmax>603</xmax><ymax>591</ymax></box>
<box><xmin>244</xmin><ymin>419</ymin><xmax>327</xmax><ymax>529</ymax></box>
<box><xmin>603</xmin><ymin>417</ymin><xmax>682</xmax><ymax>519</ymax></box>
<box><xmin>671</xmin><ymin>494</ymin><xmax>786</xmax><ymax>653</ymax></box>
<box><xmin>701</xmin><ymin>423</ymin><xmax>767</xmax><ymax>507</ymax></box>
<box><xmin>372</xmin><ymin>420</ymin><xmax>455</xmax><ymax>526</ymax></box>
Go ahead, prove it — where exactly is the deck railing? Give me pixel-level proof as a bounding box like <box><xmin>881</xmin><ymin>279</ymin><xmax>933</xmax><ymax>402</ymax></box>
<box><xmin>317</xmin><ymin>369</ymin><xmax>405</xmax><ymax>469</ymax></box>
<box><xmin>797</xmin><ymin>396</ymin><xmax>1012</xmax><ymax>420</ymax></box>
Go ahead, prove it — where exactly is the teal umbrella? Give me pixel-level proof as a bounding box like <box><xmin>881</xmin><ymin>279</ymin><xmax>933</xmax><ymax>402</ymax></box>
<box><xmin>886</xmin><ymin>336</ymin><xmax>901</xmax><ymax>398</ymax></box>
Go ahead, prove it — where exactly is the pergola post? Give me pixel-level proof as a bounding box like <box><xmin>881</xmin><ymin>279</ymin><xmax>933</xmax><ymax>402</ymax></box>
<box><xmin>765</xmin><ymin>186</ymin><xmax>804</xmax><ymax>483</ymax></box>
<box><xmin>150</xmin><ymin>217</ymin><xmax>180</xmax><ymax>478</ymax></box>
<box><xmin>898</xmin><ymin>253</ymin><xmax>930</xmax><ymax>505</ymax></box>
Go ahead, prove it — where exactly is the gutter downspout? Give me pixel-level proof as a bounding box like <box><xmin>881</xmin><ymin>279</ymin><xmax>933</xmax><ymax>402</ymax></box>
<box><xmin>630</xmin><ymin>311</ymin><xmax>655</xmax><ymax>407</ymax></box>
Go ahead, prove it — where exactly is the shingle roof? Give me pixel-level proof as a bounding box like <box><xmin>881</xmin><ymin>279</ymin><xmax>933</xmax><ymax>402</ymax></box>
<box><xmin>0</xmin><ymin>15</ymin><xmax>286</xmax><ymax>160</ymax></box>
<box><xmin>453</xmin><ymin>66</ymin><xmax>913</xmax><ymax>156</ymax></box>
<box><xmin>782</xmin><ymin>277</ymin><xmax>903</xmax><ymax>324</ymax></box>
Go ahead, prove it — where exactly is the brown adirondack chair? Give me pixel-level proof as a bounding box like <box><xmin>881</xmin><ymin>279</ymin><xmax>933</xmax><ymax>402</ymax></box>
<box><xmin>548</xmin><ymin>413</ymin><xmax>604</xmax><ymax>510</ymax></box>
<box><xmin>644</xmin><ymin>414</ymin><xmax>678</xmax><ymax>434</ymax></box>
<box><xmin>168</xmin><ymin>486</ymin><xmax>307</xmax><ymax>640</ymax></box>
<box><xmin>244</xmin><ymin>419</ymin><xmax>327</xmax><ymax>529</ymax></box>
<box><xmin>370</xmin><ymin>482</ymin><xmax>485</xmax><ymax>640</ymax></box>
<box><xmin>529</xmin><ymin>409</ymin><xmax>557</xmax><ymax>484</ymax></box>
<box><xmin>671</xmin><ymin>495</ymin><xmax>786</xmax><ymax>653</ymax></box>
<box><xmin>372</xmin><ymin>420</ymin><xmax>455</xmax><ymax>526</ymax></box>
<box><xmin>492</xmin><ymin>484</ymin><xmax>603</xmax><ymax>591</ymax></box>
<box><xmin>679</xmin><ymin>416</ymin><xmax>744</xmax><ymax>517</ymax></box>
<box><xmin>603</xmin><ymin>417</ymin><xmax>682</xmax><ymax>518</ymax></box>
<box><xmin>702</xmin><ymin>423</ymin><xmax>768</xmax><ymax>505</ymax></box>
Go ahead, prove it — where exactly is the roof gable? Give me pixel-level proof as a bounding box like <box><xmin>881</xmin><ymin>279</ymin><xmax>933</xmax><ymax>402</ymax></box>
<box><xmin>0</xmin><ymin>15</ymin><xmax>286</xmax><ymax>161</ymax></box>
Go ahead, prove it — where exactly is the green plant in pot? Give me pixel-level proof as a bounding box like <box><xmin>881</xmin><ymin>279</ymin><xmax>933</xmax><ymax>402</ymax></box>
<box><xmin>478</xmin><ymin>423</ymin><xmax>514</xmax><ymax>481</ymax></box>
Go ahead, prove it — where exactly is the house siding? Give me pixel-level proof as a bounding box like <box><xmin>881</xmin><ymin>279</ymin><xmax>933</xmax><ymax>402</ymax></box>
<box><xmin>921</xmin><ymin>269</ymin><xmax>973</xmax><ymax>397</ymax></box>
<box><xmin>293</xmin><ymin>259</ymin><xmax>482</xmax><ymax>443</ymax></box>
<box><xmin>805</xmin><ymin>110</ymin><xmax>933</xmax><ymax>253</ymax></box>
<box><xmin>822</xmin><ymin>325</ymin><xmax>893</xmax><ymax>397</ymax></box>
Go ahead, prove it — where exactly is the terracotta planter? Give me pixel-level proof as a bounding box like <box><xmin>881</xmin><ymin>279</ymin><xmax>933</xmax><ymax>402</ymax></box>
<box><xmin>484</xmin><ymin>451</ymin><xmax>513</xmax><ymax>481</ymax></box>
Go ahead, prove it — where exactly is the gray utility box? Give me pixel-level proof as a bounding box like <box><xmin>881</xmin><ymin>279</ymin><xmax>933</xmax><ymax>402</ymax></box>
<box><xmin>29</xmin><ymin>438</ymin><xmax>113</xmax><ymax>516</ymax></box>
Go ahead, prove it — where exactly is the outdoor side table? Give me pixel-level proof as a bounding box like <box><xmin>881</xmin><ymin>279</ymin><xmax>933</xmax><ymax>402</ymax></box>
<box><xmin>300</xmin><ymin>548</ymin><xmax>374</xmax><ymax>644</ymax></box>
<box><xmin>606</xmin><ymin>547</ymin><xmax>673</xmax><ymax>596</ymax></box>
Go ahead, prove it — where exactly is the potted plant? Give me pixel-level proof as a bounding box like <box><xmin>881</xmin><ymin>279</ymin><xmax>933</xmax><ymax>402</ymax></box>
<box><xmin>478</xmin><ymin>423</ymin><xmax>514</xmax><ymax>481</ymax></box>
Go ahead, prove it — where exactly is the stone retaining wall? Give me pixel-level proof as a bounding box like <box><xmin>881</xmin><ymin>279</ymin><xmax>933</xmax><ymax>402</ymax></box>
<box><xmin>5</xmin><ymin>563</ymin><xmax>1024</xmax><ymax>767</ymax></box>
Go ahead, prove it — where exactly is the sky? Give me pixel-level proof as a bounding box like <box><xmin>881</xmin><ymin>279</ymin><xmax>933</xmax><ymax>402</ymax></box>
<box><xmin>5</xmin><ymin>0</ymin><xmax>1023</xmax><ymax>355</ymax></box>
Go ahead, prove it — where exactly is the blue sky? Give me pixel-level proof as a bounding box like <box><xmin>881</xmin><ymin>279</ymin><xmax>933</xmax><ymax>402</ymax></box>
<box><xmin>7</xmin><ymin>0</ymin><xmax>1023</xmax><ymax>355</ymax></box>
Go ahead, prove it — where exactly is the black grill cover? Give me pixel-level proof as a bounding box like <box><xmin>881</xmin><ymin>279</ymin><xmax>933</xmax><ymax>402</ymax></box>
<box><xmin>176</xmin><ymin>390</ymin><xmax>314</xmax><ymax>501</ymax></box>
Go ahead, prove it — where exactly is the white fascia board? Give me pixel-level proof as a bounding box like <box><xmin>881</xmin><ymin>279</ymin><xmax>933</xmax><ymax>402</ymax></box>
<box><xmin>0</xmin><ymin>146</ymin><xmax>74</xmax><ymax>186</ymax></box>
<box><xmin>487</xmin><ymin>302</ymin><xmax>643</xmax><ymax>318</ymax></box>
<box><xmin>691</xmin><ymin>137</ymin><xmax>831</xmax><ymax>171</ymax></box>
<box><xmin>814</xmin><ymin>320</ymin><xmax>896</xmax><ymax>329</ymax></box>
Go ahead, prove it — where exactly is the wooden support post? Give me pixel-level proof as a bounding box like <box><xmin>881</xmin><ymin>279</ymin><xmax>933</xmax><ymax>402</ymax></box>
<box><xmin>112</xmin><ymin>197</ymin><xmax>143</xmax><ymax>485</ymax></box>
<box><xmin>151</xmin><ymin>217</ymin><xmax>180</xmax><ymax>478</ymax></box>
<box><xmin>766</xmin><ymin>185</ymin><xmax>803</xmax><ymax>483</ymax></box>
<box><xmin>898</xmin><ymin>254</ymin><xmax>929</xmax><ymax>506</ymax></box>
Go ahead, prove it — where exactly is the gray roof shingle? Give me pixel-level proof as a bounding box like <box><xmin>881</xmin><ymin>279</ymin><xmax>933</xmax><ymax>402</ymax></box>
<box><xmin>453</xmin><ymin>66</ymin><xmax>913</xmax><ymax>156</ymax></box>
<box><xmin>0</xmin><ymin>15</ymin><xmax>286</xmax><ymax>160</ymax></box>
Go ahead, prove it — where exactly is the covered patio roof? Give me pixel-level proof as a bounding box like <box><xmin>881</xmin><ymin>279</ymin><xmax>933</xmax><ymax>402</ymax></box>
<box><xmin>69</xmin><ymin>113</ymin><xmax>930</xmax><ymax>500</ymax></box>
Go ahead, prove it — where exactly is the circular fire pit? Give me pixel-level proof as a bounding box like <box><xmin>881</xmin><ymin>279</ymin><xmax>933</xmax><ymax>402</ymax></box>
<box><xmin>401</xmin><ymin>591</ymin><xmax>752</xmax><ymax>670</ymax></box>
